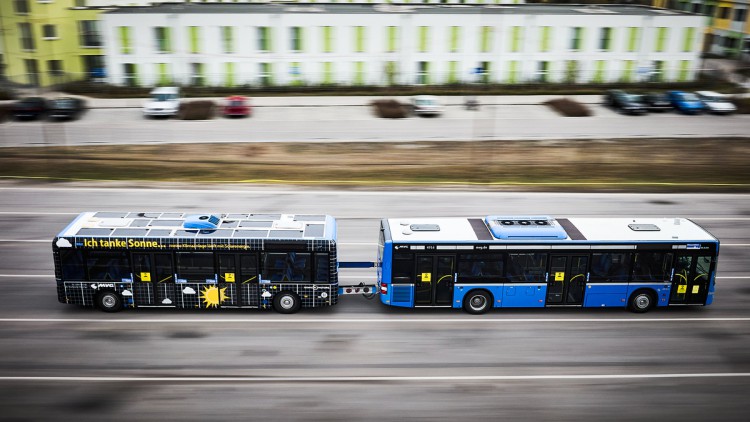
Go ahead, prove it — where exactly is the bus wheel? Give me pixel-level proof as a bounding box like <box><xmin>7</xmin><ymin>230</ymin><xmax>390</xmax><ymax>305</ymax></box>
<box><xmin>273</xmin><ymin>291</ymin><xmax>301</xmax><ymax>314</ymax></box>
<box><xmin>96</xmin><ymin>291</ymin><xmax>123</xmax><ymax>313</ymax></box>
<box><xmin>628</xmin><ymin>290</ymin><xmax>655</xmax><ymax>313</ymax></box>
<box><xmin>463</xmin><ymin>290</ymin><xmax>492</xmax><ymax>315</ymax></box>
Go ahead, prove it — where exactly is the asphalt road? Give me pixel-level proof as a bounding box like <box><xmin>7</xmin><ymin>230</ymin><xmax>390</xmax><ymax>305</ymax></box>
<box><xmin>1</xmin><ymin>103</ymin><xmax>750</xmax><ymax>147</ymax></box>
<box><xmin>1</xmin><ymin>183</ymin><xmax>749</xmax><ymax>421</ymax></box>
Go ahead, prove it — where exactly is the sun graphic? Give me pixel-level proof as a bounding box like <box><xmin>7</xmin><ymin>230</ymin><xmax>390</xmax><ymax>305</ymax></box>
<box><xmin>200</xmin><ymin>285</ymin><xmax>228</xmax><ymax>308</ymax></box>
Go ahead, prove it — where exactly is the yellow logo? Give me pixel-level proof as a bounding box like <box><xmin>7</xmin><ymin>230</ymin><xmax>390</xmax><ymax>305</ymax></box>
<box><xmin>200</xmin><ymin>285</ymin><xmax>228</xmax><ymax>308</ymax></box>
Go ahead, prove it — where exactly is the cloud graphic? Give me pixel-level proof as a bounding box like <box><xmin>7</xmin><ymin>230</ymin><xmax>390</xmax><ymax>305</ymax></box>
<box><xmin>56</xmin><ymin>238</ymin><xmax>72</xmax><ymax>248</ymax></box>
<box><xmin>161</xmin><ymin>298</ymin><xmax>173</xmax><ymax>305</ymax></box>
<box><xmin>182</xmin><ymin>287</ymin><xmax>196</xmax><ymax>295</ymax></box>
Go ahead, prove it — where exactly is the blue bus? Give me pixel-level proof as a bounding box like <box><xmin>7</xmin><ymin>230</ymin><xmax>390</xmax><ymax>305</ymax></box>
<box><xmin>53</xmin><ymin>212</ymin><xmax>338</xmax><ymax>313</ymax></box>
<box><xmin>377</xmin><ymin>216</ymin><xmax>719</xmax><ymax>314</ymax></box>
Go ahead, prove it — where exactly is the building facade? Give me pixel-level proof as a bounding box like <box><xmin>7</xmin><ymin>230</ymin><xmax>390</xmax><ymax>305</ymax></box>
<box><xmin>653</xmin><ymin>0</ymin><xmax>750</xmax><ymax>59</ymax></box>
<box><xmin>0</xmin><ymin>0</ymin><xmax>105</xmax><ymax>86</ymax></box>
<box><xmin>102</xmin><ymin>3</ymin><xmax>704</xmax><ymax>87</ymax></box>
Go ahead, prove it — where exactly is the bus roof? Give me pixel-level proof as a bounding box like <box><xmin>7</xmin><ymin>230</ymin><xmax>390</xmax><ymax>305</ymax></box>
<box><xmin>385</xmin><ymin>216</ymin><xmax>717</xmax><ymax>245</ymax></box>
<box><xmin>56</xmin><ymin>212</ymin><xmax>336</xmax><ymax>241</ymax></box>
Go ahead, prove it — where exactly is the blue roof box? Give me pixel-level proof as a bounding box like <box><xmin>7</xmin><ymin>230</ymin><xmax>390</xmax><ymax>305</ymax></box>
<box><xmin>184</xmin><ymin>214</ymin><xmax>221</xmax><ymax>229</ymax></box>
<box><xmin>484</xmin><ymin>216</ymin><xmax>568</xmax><ymax>240</ymax></box>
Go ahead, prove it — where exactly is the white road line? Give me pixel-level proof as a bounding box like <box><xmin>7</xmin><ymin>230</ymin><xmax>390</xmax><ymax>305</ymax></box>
<box><xmin>1</xmin><ymin>373</ymin><xmax>749</xmax><ymax>383</ymax></box>
<box><xmin>1</xmin><ymin>317</ymin><xmax>749</xmax><ymax>323</ymax></box>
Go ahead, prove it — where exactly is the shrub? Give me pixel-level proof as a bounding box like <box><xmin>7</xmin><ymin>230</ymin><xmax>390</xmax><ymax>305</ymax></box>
<box><xmin>178</xmin><ymin>100</ymin><xmax>215</xmax><ymax>120</ymax></box>
<box><xmin>371</xmin><ymin>99</ymin><xmax>410</xmax><ymax>119</ymax></box>
<box><xmin>544</xmin><ymin>98</ymin><xmax>592</xmax><ymax>117</ymax></box>
<box><xmin>731</xmin><ymin>97</ymin><xmax>750</xmax><ymax>114</ymax></box>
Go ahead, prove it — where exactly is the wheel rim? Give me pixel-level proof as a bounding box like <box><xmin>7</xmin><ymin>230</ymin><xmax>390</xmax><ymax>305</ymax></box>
<box><xmin>469</xmin><ymin>295</ymin><xmax>487</xmax><ymax>311</ymax></box>
<box><xmin>102</xmin><ymin>294</ymin><xmax>116</xmax><ymax>308</ymax></box>
<box><xmin>279</xmin><ymin>295</ymin><xmax>295</xmax><ymax>310</ymax></box>
<box><xmin>635</xmin><ymin>294</ymin><xmax>650</xmax><ymax>309</ymax></box>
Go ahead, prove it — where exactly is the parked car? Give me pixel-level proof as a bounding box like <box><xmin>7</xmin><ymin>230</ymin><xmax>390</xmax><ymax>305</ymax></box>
<box><xmin>695</xmin><ymin>91</ymin><xmax>736</xmax><ymax>115</ymax></box>
<box><xmin>143</xmin><ymin>86</ymin><xmax>180</xmax><ymax>118</ymax></box>
<box><xmin>11</xmin><ymin>97</ymin><xmax>48</xmax><ymax>120</ymax></box>
<box><xmin>411</xmin><ymin>95</ymin><xmax>443</xmax><ymax>117</ymax></box>
<box><xmin>603</xmin><ymin>90</ymin><xmax>647</xmax><ymax>115</ymax></box>
<box><xmin>667</xmin><ymin>91</ymin><xmax>705</xmax><ymax>114</ymax></box>
<box><xmin>48</xmin><ymin>97</ymin><xmax>86</xmax><ymax>121</ymax></box>
<box><xmin>223</xmin><ymin>96</ymin><xmax>252</xmax><ymax>118</ymax></box>
<box><xmin>638</xmin><ymin>93</ymin><xmax>673</xmax><ymax>112</ymax></box>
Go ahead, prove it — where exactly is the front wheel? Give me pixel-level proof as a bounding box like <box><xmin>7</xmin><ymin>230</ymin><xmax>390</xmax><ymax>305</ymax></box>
<box><xmin>463</xmin><ymin>290</ymin><xmax>493</xmax><ymax>315</ymax></box>
<box><xmin>96</xmin><ymin>291</ymin><xmax>123</xmax><ymax>313</ymax></box>
<box><xmin>628</xmin><ymin>290</ymin><xmax>655</xmax><ymax>313</ymax></box>
<box><xmin>273</xmin><ymin>291</ymin><xmax>302</xmax><ymax>314</ymax></box>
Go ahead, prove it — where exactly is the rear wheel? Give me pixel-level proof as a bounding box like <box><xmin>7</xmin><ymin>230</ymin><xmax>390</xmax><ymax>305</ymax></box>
<box><xmin>463</xmin><ymin>290</ymin><xmax>492</xmax><ymax>315</ymax></box>
<box><xmin>628</xmin><ymin>290</ymin><xmax>655</xmax><ymax>313</ymax></box>
<box><xmin>96</xmin><ymin>291</ymin><xmax>123</xmax><ymax>313</ymax></box>
<box><xmin>273</xmin><ymin>291</ymin><xmax>302</xmax><ymax>314</ymax></box>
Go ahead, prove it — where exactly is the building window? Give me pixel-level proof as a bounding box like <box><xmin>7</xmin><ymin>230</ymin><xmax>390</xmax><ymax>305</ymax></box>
<box><xmin>599</xmin><ymin>27</ymin><xmax>612</xmax><ymax>51</ymax></box>
<box><xmin>621</xmin><ymin>60</ymin><xmax>634</xmax><ymax>83</ymax></box>
<box><xmin>683</xmin><ymin>27</ymin><xmax>696</xmax><ymax>52</ymax></box>
<box><xmin>480</xmin><ymin>26</ymin><xmax>492</xmax><ymax>53</ymax></box>
<box><xmin>592</xmin><ymin>60</ymin><xmax>605</xmax><ymax>83</ymax></box>
<box><xmin>537</xmin><ymin>61</ymin><xmax>549</xmax><ymax>83</ymax></box>
<box><xmin>321</xmin><ymin>62</ymin><xmax>333</xmax><ymax>84</ymax></box>
<box><xmin>449</xmin><ymin>26</ymin><xmax>460</xmax><ymax>53</ymax></box>
<box><xmin>416</xmin><ymin>61</ymin><xmax>429</xmax><ymax>85</ymax></box>
<box><xmin>24</xmin><ymin>59</ymin><xmax>39</xmax><ymax>86</ymax></box>
<box><xmin>691</xmin><ymin>3</ymin><xmax>702</xmax><ymax>14</ymax></box>
<box><xmin>222</xmin><ymin>26</ymin><xmax>234</xmax><ymax>54</ymax></box>
<box><xmin>119</xmin><ymin>26</ymin><xmax>132</xmax><ymax>54</ymax></box>
<box><xmin>190</xmin><ymin>63</ymin><xmax>204</xmax><ymax>86</ymax></box>
<box><xmin>570</xmin><ymin>27</ymin><xmax>583</xmax><ymax>51</ymax></box>
<box><xmin>47</xmin><ymin>60</ymin><xmax>63</xmax><ymax>76</ymax></box>
<box><xmin>123</xmin><ymin>63</ymin><xmax>137</xmax><ymax>87</ymax></box>
<box><xmin>510</xmin><ymin>26</ymin><xmax>522</xmax><ymax>52</ymax></box>
<box><xmin>565</xmin><ymin>60</ymin><xmax>579</xmax><ymax>83</ymax></box>
<box><xmin>78</xmin><ymin>20</ymin><xmax>101</xmax><ymax>47</ymax></box>
<box><xmin>734</xmin><ymin>8</ymin><xmax>747</xmax><ymax>23</ymax></box>
<box><xmin>387</xmin><ymin>26</ymin><xmax>398</xmax><ymax>53</ymax></box>
<box><xmin>259</xmin><ymin>62</ymin><xmax>272</xmax><ymax>86</ymax></box>
<box><xmin>18</xmin><ymin>23</ymin><xmax>35</xmax><ymax>51</ymax></box>
<box><xmin>447</xmin><ymin>60</ymin><xmax>458</xmax><ymax>83</ymax></box>
<box><xmin>224</xmin><ymin>62</ymin><xmax>234</xmax><ymax>87</ymax></box>
<box><xmin>154</xmin><ymin>27</ymin><xmax>171</xmax><ymax>53</ymax></box>
<box><xmin>322</xmin><ymin>26</ymin><xmax>333</xmax><ymax>53</ymax></box>
<box><xmin>353</xmin><ymin>61</ymin><xmax>365</xmax><ymax>85</ymax></box>
<box><xmin>14</xmin><ymin>0</ymin><xmax>29</xmax><ymax>14</ymax></box>
<box><xmin>354</xmin><ymin>26</ymin><xmax>365</xmax><ymax>53</ymax></box>
<box><xmin>508</xmin><ymin>60</ymin><xmax>519</xmax><ymax>83</ymax></box>
<box><xmin>189</xmin><ymin>26</ymin><xmax>200</xmax><ymax>54</ymax></box>
<box><xmin>418</xmin><ymin>26</ymin><xmax>429</xmax><ymax>53</ymax></box>
<box><xmin>257</xmin><ymin>26</ymin><xmax>270</xmax><ymax>52</ymax></box>
<box><xmin>718</xmin><ymin>6</ymin><xmax>731</xmax><ymax>20</ymax></box>
<box><xmin>705</xmin><ymin>5</ymin><xmax>715</xmax><ymax>19</ymax></box>
<box><xmin>42</xmin><ymin>24</ymin><xmax>57</xmax><ymax>39</ymax></box>
<box><xmin>75</xmin><ymin>0</ymin><xmax>86</xmax><ymax>6</ymax></box>
<box><xmin>385</xmin><ymin>61</ymin><xmax>398</xmax><ymax>85</ymax></box>
<box><xmin>290</xmin><ymin>26</ymin><xmax>302</xmax><ymax>52</ymax></box>
<box><xmin>539</xmin><ymin>26</ymin><xmax>551</xmax><ymax>52</ymax></box>
<box><xmin>627</xmin><ymin>27</ymin><xmax>640</xmax><ymax>52</ymax></box>
<box><xmin>655</xmin><ymin>27</ymin><xmax>669</xmax><ymax>52</ymax></box>
<box><xmin>651</xmin><ymin>60</ymin><xmax>664</xmax><ymax>82</ymax></box>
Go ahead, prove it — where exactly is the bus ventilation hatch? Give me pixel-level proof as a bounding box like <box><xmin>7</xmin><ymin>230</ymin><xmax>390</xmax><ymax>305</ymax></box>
<box><xmin>183</xmin><ymin>214</ymin><xmax>221</xmax><ymax>230</ymax></box>
<box><xmin>484</xmin><ymin>216</ymin><xmax>568</xmax><ymax>240</ymax></box>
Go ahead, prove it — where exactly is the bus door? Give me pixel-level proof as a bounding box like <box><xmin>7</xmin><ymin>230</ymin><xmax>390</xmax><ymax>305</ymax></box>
<box><xmin>546</xmin><ymin>254</ymin><xmax>588</xmax><ymax>305</ymax></box>
<box><xmin>415</xmin><ymin>255</ymin><xmax>455</xmax><ymax>306</ymax></box>
<box><xmin>218</xmin><ymin>254</ymin><xmax>240</xmax><ymax>307</ymax></box>
<box><xmin>132</xmin><ymin>253</ymin><xmax>175</xmax><ymax>306</ymax></box>
<box><xmin>671</xmin><ymin>253</ymin><xmax>712</xmax><ymax>305</ymax></box>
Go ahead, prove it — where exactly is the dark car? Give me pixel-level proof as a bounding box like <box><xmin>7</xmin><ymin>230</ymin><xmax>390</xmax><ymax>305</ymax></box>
<box><xmin>639</xmin><ymin>93</ymin><xmax>673</xmax><ymax>112</ymax></box>
<box><xmin>48</xmin><ymin>97</ymin><xmax>86</xmax><ymax>121</ymax></box>
<box><xmin>11</xmin><ymin>97</ymin><xmax>48</xmax><ymax>120</ymax></box>
<box><xmin>603</xmin><ymin>90</ymin><xmax>647</xmax><ymax>115</ymax></box>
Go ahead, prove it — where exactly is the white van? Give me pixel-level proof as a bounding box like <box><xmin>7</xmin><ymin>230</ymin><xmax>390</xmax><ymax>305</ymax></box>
<box><xmin>143</xmin><ymin>87</ymin><xmax>180</xmax><ymax>118</ymax></box>
<box><xmin>695</xmin><ymin>91</ymin><xmax>736</xmax><ymax>115</ymax></box>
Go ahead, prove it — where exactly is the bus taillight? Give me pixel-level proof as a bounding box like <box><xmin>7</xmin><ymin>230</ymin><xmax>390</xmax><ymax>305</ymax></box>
<box><xmin>380</xmin><ymin>282</ymin><xmax>388</xmax><ymax>294</ymax></box>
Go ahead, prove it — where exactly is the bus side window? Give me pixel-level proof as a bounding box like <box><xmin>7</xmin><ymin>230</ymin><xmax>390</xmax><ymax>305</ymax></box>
<box><xmin>86</xmin><ymin>251</ymin><xmax>130</xmax><ymax>281</ymax></box>
<box><xmin>240</xmin><ymin>254</ymin><xmax>258</xmax><ymax>284</ymax></box>
<box><xmin>632</xmin><ymin>252</ymin><xmax>673</xmax><ymax>282</ymax></box>
<box><xmin>591</xmin><ymin>253</ymin><xmax>632</xmax><ymax>282</ymax></box>
<box><xmin>507</xmin><ymin>253</ymin><xmax>547</xmax><ymax>282</ymax></box>
<box><xmin>457</xmin><ymin>253</ymin><xmax>505</xmax><ymax>283</ymax></box>
<box><xmin>176</xmin><ymin>252</ymin><xmax>215</xmax><ymax>283</ymax></box>
<box><xmin>392</xmin><ymin>254</ymin><xmax>414</xmax><ymax>284</ymax></box>
<box><xmin>315</xmin><ymin>253</ymin><xmax>330</xmax><ymax>283</ymax></box>
<box><xmin>263</xmin><ymin>252</ymin><xmax>311</xmax><ymax>282</ymax></box>
<box><xmin>60</xmin><ymin>249</ymin><xmax>85</xmax><ymax>280</ymax></box>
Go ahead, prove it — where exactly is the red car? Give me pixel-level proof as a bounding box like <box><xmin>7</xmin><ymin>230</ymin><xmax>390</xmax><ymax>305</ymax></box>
<box><xmin>223</xmin><ymin>96</ymin><xmax>252</xmax><ymax>118</ymax></box>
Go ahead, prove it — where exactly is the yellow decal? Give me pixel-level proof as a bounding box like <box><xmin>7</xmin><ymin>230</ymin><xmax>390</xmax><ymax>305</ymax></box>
<box><xmin>140</xmin><ymin>272</ymin><xmax>151</xmax><ymax>282</ymax></box>
<box><xmin>555</xmin><ymin>272</ymin><xmax>565</xmax><ymax>281</ymax></box>
<box><xmin>421</xmin><ymin>273</ymin><xmax>432</xmax><ymax>282</ymax></box>
<box><xmin>677</xmin><ymin>285</ymin><xmax>687</xmax><ymax>294</ymax></box>
<box><xmin>692</xmin><ymin>285</ymin><xmax>700</xmax><ymax>294</ymax></box>
<box><xmin>200</xmin><ymin>285</ymin><xmax>228</xmax><ymax>308</ymax></box>
<box><xmin>225</xmin><ymin>272</ymin><xmax>235</xmax><ymax>283</ymax></box>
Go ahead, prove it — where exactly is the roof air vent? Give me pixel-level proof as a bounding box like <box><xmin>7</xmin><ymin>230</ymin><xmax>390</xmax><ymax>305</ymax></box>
<box><xmin>184</xmin><ymin>214</ymin><xmax>221</xmax><ymax>230</ymax></box>
<box><xmin>484</xmin><ymin>216</ymin><xmax>568</xmax><ymax>240</ymax></box>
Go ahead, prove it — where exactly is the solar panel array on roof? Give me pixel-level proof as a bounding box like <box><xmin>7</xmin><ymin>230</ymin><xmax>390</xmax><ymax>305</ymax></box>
<box><xmin>64</xmin><ymin>212</ymin><xmax>333</xmax><ymax>240</ymax></box>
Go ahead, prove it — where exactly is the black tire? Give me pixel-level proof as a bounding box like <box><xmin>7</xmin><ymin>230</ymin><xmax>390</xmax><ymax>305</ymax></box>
<box><xmin>273</xmin><ymin>291</ymin><xmax>302</xmax><ymax>314</ymax></box>
<box><xmin>628</xmin><ymin>290</ymin><xmax>655</xmax><ymax>313</ymax></box>
<box><xmin>463</xmin><ymin>290</ymin><xmax>493</xmax><ymax>315</ymax></box>
<box><xmin>96</xmin><ymin>291</ymin><xmax>123</xmax><ymax>313</ymax></box>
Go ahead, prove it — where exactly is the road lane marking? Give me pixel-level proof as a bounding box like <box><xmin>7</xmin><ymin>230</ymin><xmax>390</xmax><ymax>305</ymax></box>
<box><xmin>1</xmin><ymin>317</ymin><xmax>749</xmax><ymax>323</ymax></box>
<box><xmin>1</xmin><ymin>373</ymin><xmax>750</xmax><ymax>383</ymax></box>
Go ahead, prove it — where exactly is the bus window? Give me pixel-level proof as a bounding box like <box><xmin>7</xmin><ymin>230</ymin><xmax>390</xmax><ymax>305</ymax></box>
<box><xmin>507</xmin><ymin>253</ymin><xmax>548</xmax><ymax>282</ymax></box>
<box><xmin>86</xmin><ymin>251</ymin><xmax>130</xmax><ymax>281</ymax></box>
<box><xmin>176</xmin><ymin>252</ymin><xmax>215</xmax><ymax>283</ymax></box>
<box><xmin>590</xmin><ymin>253</ymin><xmax>632</xmax><ymax>282</ymax></box>
<box><xmin>457</xmin><ymin>253</ymin><xmax>505</xmax><ymax>283</ymax></box>
<box><xmin>264</xmin><ymin>252</ymin><xmax>311</xmax><ymax>282</ymax></box>
<box><xmin>240</xmin><ymin>254</ymin><xmax>258</xmax><ymax>284</ymax></box>
<box><xmin>60</xmin><ymin>250</ymin><xmax>85</xmax><ymax>280</ymax></box>
<box><xmin>392</xmin><ymin>254</ymin><xmax>414</xmax><ymax>284</ymax></box>
<box><xmin>315</xmin><ymin>253</ymin><xmax>330</xmax><ymax>283</ymax></box>
<box><xmin>632</xmin><ymin>252</ymin><xmax>673</xmax><ymax>282</ymax></box>
<box><xmin>218</xmin><ymin>254</ymin><xmax>236</xmax><ymax>283</ymax></box>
